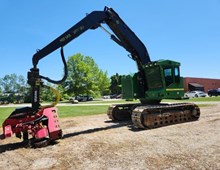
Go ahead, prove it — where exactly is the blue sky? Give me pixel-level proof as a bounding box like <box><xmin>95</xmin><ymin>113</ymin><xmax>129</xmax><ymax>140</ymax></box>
<box><xmin>0</xmin><ymin>0</ymin><xmax>219</xmax><ymax>81</ymax></box>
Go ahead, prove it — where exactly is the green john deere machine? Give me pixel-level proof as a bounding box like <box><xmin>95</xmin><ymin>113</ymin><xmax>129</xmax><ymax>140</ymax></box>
<box><xmin>108</xmin><ymin>59</ymin><xmax>200</xmax><ymax>129</ymax></box>
<box><xmin>108</xmin><ymin>59</ymin><xmax>200</xmax><ymax>128</ymax></box>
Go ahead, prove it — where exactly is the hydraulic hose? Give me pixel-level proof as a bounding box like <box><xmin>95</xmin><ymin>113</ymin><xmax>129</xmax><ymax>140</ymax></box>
<box><xmin>40</xmin><ymin>47</ymin><xmax>68</xmax><ymax>84</ymax></box>
<box><xmin>40</xmin><ymin>84</ymin><xmax>61</xmax><ymax>108</ymax></box>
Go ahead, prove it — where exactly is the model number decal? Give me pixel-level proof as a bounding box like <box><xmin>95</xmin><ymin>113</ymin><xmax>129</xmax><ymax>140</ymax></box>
<box><xmin>73</xmin><ymin>26</ymin><xmax>85</xmax><ymax>35</ymax></box>
<box><xmin>60</xmin><ymin>34</ymin><xmax>72</xmax><ymax>43</ymax></box>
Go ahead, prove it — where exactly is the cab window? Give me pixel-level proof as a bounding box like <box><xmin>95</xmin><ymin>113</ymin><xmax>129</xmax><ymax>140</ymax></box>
<box><xmin>174</xmin><ymin>67</ymin><xmax>180</xmax><ymax>82</ymax></box>
<box><xmin>164</xmin><ymin>68</ymin><xmax>173</xmax><ymax>86</ymax></box>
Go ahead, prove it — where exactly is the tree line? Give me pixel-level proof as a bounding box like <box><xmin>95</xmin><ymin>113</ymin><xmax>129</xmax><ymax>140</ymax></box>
<box><xmin>0</xmin><ymin>53</ymin><xmax>122</xmax><ymax>102</ymax></box>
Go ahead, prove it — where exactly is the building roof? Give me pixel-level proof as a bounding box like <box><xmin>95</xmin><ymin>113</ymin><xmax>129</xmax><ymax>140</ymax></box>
<box><xmin>188</xmin><ymin>83</ymin><xmax>204</xmax><ymax>88</ymax></box>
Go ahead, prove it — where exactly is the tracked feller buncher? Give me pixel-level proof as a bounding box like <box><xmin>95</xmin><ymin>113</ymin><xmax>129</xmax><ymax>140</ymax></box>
<box><xmin>0</xmin><ymin>7</ymin><xmax>200</xmax><ymax>148</ymax></box>
<box><xmin>107</xmin><ymin>58</ymin><xmax>201</xmax><ymax>129</ymax></box>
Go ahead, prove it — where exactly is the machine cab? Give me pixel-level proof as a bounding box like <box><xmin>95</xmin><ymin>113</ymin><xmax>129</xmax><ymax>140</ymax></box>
<box><xmin>121</xmin><ymin>60</ymin><xmax>184</xmax><ymax>102</ymax></box>
<box><xmin>144</xmin><ymin>60</ymin><xmax>184</xmax><ymax>100</ymax></box>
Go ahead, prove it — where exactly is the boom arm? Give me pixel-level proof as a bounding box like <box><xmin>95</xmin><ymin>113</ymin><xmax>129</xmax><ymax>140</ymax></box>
<box><xmin>32</xmin><ymin>6</ymin><xmax>150</xmax><ymax>69</ymax></box>
<box><xmin>29</xmin><ymin>6</ymin><xmax>151</xmax><ymax>111</ymax></box>
<box><xmin>32</xmin><ymin>10</ymin><xmax>107</xmax><ymax>68</ymax></box>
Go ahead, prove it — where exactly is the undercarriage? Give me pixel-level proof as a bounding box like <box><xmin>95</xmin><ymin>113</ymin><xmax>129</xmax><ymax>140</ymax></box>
<box><xmin>107</xmin><ymin>103</ymin><xmax>200</xmax><ymax>129</ymax></box>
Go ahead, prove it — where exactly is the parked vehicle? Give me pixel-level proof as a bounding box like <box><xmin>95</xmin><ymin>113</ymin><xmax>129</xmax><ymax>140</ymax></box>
<box><xmin>184</xmin><ymin>91</ymin><xmax>208</xmax><ymax>98</ymax></box>
<box><xmin>110</xmin><ymin>94</ymin><xmax>122</xmax><ymax>99</ymax></box>
<box><xmin>69</xmin><ymin>95</ymin><xmax>93</xmax><ymax>103</ymax></box>
<box><xmin>0</xmin><ymin>93</ymin><xmax>24</xmax><ymax>105</ymax></box>
<box><xmin>208</xmin><ymin>89</ymin><xmax>220</xmax><ymax>97</ymax></box>
<box><xmin>103</xmin><ymin>95</ymin><xmax>111</xmax><ymax>99</ymax></box>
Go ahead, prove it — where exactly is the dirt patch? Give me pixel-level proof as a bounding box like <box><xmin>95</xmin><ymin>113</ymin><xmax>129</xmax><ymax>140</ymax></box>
<box><xmin>0</xmin><ymin>103</ymin><xmax>220</xmax><ymax>169</ymax></box>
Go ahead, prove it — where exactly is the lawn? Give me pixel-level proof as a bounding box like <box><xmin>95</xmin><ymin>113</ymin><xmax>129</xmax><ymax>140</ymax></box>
<box><xmin>0</xmin><ymin>105</ymin><xmax>110</xmax><ymax>127</ymax></box>
<box><xmin>163</xmin><ymin>96</ymin><xmax>220</xmax><ymax>102</ymax></box>
<box><xmin>0</xmin><ymin>107</ymin><xmax>16</xmax><ymax>126</ymax></box>
<box><xmin>0</xmin><ymin>96</ymin><xmax>219</xmax><ymax>126</ymax></box>
<box><xmin>184</xmin><ymin>96</ymin><xmax>220</xmax><ymax>102</ymax></box>
<box><xmin>57</xmin><ymin>105</ymin><xmax>109</xmax><ymax>118</ymax></box>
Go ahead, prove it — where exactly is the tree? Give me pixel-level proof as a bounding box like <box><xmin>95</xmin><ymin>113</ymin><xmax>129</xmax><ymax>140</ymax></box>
<box><xmin>110</xmin><ymin>73</ymin><xmax>122</xmax><ymax>94</ymax></box>
<box><xmin>0</xmin><ymin>80</ymin><xmax>2</xmax><ymax>93</ymax></box>
<box><xmin>40</xmin><ymin>83</ymin><xmax>57</xmax><ymax>102</ymax></box>
<box><xmin>63</xmin><ymin>53</ymin><xmax>110</xmax><ymax>97</ymax></box>
<box><xmin>57</xmin><ymin>84</ymin><xmax>69</xmax><ymax>101</ymax></box>
<box><xmin>0</xmin><ymin>74</ymin><xmax>30</xmax><ymax>103</ymax></box>
<box><xmin>97</xmin><ymin>70</ymin><xmax>110</xmax><ymax>96</ymax></box>
<box><xmin>0</xmin><ymin>74</ymin><xmax>27</xmax><ymax>94</ymax></box>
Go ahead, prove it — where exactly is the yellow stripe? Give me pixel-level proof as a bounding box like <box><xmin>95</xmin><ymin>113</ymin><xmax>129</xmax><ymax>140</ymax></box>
<box><xmin>166</xmin><ymin>88</ymin><xmax>184</xmax><ymax>91</ymax></box>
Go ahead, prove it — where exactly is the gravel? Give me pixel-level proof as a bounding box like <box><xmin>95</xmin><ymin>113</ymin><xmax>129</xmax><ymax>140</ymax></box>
<box><xmin>0</xmin><ymin>103</ymin><xmax>220</xmax><ymax>170</ymax></box>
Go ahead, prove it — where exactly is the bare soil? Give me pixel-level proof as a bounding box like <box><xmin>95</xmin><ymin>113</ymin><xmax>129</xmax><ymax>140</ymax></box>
<box><xmin>0</xmin><ymin>103</ymin><xmax>220</xmax><ymax>170</ymax></box>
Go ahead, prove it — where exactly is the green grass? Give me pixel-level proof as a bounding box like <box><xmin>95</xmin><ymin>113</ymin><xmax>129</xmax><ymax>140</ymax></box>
<box><xmin>186</xmin><ymin>96</ymin><xmax>220</xmax><ymax>102</ymax></box>
<box><xmin>0</xmin><ymin>105</ymin><xmax>109</xmax><ymax>127</ymax></box>
<box><xmin>162</xmin><ymin>96</ymin><xmax>220</xmax><ymax>102</ymax></box>
<box><xmin>57</xmin><ymin>105</ymin><xmax>109</xmax><ymax>118</ymax></box>
<box><xmin>0</xmin><ymin>96</ymin><xmax>219</xmax><ymax>127</ymax></box>
<box><xmin>0</xmin><ymin>107</ymin><xmax>16</xmax><ymax>126</ymax></box>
